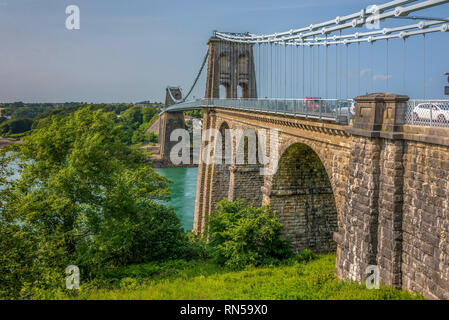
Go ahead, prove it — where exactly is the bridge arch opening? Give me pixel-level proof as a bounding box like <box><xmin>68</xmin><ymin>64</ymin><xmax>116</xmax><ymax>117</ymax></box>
<box><xmin>219</xmin><ymin>85</ymin><xmax>227</xmax><ymax>99</ymax></box>
<box><xmin>237</xmin><ymin>85</ymin><xmax>243</xmax><ymax>99</ymax></box>
<box><xmin>234</xmin><ymin>128</ymin><xmax>259</xmax><ymax>165</ymax></box>
<box><xmin>269</xmin><ymin>143</ymin><xmax>338</xmax><ymax>254</ymax></box>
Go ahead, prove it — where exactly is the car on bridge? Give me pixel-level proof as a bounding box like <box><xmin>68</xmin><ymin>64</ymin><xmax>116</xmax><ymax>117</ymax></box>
<box><xmin>412</xmin><ymin>103</ymin><xmax>449</xmax><ymax>123</ymax></box>
<box><xmin>305</xmin><ymin>97</ymin><xmax>338</xmax><ymax>114</ymax></box>
<box><xmin>331</xmin><ymin>100</ymin><xmax>356</xmax><ymax>120</ymax></box>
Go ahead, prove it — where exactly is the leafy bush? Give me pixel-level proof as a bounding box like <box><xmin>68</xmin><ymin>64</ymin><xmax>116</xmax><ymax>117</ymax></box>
<box><xmin>296</xmin><ymin>249</ymin><xmax>317</xmax><ymax>263</ymax></box>
<box><xmin>147</xmin><ymin>132</ymin><xmax>158</xmax><ymax>143</ymax></box>
<box><xmin>206</xmin><ymin>199</ymin><xmax>293</xmax><ymax>269</ymax></box>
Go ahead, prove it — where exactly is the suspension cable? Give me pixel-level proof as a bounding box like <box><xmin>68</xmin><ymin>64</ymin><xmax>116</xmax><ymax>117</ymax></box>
<box><xmin>403</xmin><ymin>38</ymin><xmax>407</xmax><ymax>94</ymax></box>
<box><xmin>423</xmin><ymin>33</ymin><xmax>426</xmax><ymax>99</ymax></box>
<box><xmin>358</xmin><ymin>41</ymin><xmax>360</xmax><ymax>96</ymax></box>
<box><xmin>182</xmin><ymin>50</ymin><xmax>209</xmax><ymax>102</ymax></box>
<box><xmin>346</xmin><ymin>43</ymin><xmax>349</xmax><ymax>99</ymax></box>
<box><xmin>325</xmin><ymin>36</ymin><xmax>328</xmax><ymax>99</ymax></box>
<box><xmin>386</xmin><ymin>39</ymin><xmax>390</xmax><ymax>91</ymax></box>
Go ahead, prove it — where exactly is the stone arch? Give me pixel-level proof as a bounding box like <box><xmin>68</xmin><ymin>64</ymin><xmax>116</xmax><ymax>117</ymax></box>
<box><xmin>237</xmin><ymin>85</ymin><xmax>243</xmax><ymax>98</ymax></box>
<box><xmin>233</xmin><ymin>128</ymin><xmax>259</xmax><ymax>166</ymax></box>
<box><xmin>275</xmin><ymin>140</ymin><xmax>340</xmax><ymax>206</ymax></box>
<box><xmin>219</xmin><ymin>85</ymin><xmax>227</xmax><ymax>99</ymax></box>
<box><xmin>227</xmin><ymin>126</ymin><xmax>264</xmax><ymax>207</ymax></box>
<box><xmin>267</xmin><ymin>142</ymin><xmax>338</xmax><ymax>254</ymax></box>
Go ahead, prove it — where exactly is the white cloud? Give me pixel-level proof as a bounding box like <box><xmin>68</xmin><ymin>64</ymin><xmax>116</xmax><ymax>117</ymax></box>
<box><xmin>360</xmin><ymin>68</ymin><xmax>371</xmax><ymax>77</ymax></box>
<box><xmin>372</xmin><ymin>74</ymin><xmax>393</xmax><ymax>81</ymax></box>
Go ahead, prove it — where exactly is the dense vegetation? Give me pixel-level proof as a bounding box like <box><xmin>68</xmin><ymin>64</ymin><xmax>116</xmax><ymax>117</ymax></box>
<box><xmin>0</xmin><ymin>117</ymin><xmax>34</xmax><ymax>136</ymax></box>
<box><xmin>0</xmin><ymin>102</ymin><xmax>162</xmax><ymax>144</ymax></box>
<box><xmin>23</xmin><ymin>255</ymin><xmax>422</xmax><ymax>300</ymax></box>
<box><xmin>118</xmin><ymin>106</ymin><xmax>159</xmax><ymax>145</ymax></box>
<box><xmin>0</xmin><ymin>106</ymin><xmax>182</xmax><ymax>299</ymax></box>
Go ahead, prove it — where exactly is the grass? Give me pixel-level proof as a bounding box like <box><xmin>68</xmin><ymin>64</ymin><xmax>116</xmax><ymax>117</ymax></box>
<box><xmin>64</xmin><ymin>254</ymin><xmax>423</xmax><ymax>300</ymax></box>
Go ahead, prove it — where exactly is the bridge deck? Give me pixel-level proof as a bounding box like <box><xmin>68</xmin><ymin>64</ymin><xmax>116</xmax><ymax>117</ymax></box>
<box><xmin>165</xmin><ymin>98</ymin><xmax>353</xmax><ymax>124</ymax></box>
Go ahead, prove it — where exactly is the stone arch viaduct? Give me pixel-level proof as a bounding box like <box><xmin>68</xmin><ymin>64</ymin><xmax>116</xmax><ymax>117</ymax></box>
<box><xmin>160</xmin><ymin>39</ymin><xmax>449</xmax><ymax>300</ymax></box>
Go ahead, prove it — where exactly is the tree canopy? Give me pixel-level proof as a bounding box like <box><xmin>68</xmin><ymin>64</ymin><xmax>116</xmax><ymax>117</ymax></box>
<box><xmin>0</xmin><ymin>106</ymin><xmax>185</xmax><ymax>299</ymax></box>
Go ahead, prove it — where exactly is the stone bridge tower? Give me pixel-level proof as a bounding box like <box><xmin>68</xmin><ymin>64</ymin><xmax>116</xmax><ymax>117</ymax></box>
<box><xmin>159</xmin><ymin>87</ymin><xmax>185</xmax><ymax>161</ymax></box>
<box><xmin>205</xmin><ymin>35</ymin><xmax>257</xmax><ymax>99</ymax></box>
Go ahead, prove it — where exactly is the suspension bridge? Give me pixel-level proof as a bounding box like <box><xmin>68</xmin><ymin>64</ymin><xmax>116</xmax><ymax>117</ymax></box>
<box><xmin>156</xmin><ymin>0</ymin><xmax>449</xmax><ymax>300</ymax></box>
<box><xmin>163</xmin><ymin>0</ymin><xmax>449</xmax><ymax>126</ymax></box>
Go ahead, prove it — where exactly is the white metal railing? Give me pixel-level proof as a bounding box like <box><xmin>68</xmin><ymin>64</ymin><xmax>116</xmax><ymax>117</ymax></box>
<box><xmin>165</xmin><ymin>98</ymin><xmax>354</xmax><ymax>124</ymax></box>
<box><xmin>405</xmin><ymin>100</ymin><xmax>449</xmax><ymax>128</ymax></box>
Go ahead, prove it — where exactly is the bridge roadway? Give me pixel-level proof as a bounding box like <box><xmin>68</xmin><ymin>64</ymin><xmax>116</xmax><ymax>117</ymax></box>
<box><xmin>164</xmin><ymin>98</ymin><xmax>353</xmax><ymax>124</ymax></box>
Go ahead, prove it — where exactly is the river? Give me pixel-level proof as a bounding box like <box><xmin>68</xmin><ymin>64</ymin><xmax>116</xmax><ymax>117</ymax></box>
<box><xmin>155</xmin><ymin>167</ymin><xmax>198</xmax><ymax>231</ymax></box>
<box><xmin>2</xmin><ymin>157</ymin><xmax>199</xmax><ymax>231</ymax></box>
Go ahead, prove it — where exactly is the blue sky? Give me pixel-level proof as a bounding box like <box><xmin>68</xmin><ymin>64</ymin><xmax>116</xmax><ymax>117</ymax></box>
<box><xmin>0</xmin><ymin>0</ymin><xmax>448</xmax><ymax>102</ymax></box>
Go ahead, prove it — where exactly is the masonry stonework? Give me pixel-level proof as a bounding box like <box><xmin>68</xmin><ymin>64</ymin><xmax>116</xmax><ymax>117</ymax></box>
<box><xmin>159</xmin><ymin>87</ymin><xmax>185</xmax><ymax>161</ymax></box>
<box><xmin>190</xmin><ymin>37</ymin><xmax>449</xmax><ymax>299</ymax></box>
<box><xmin>190</xmin><ymin>93</ymin><xmax>449</xmax><ymax>299</ymax></box>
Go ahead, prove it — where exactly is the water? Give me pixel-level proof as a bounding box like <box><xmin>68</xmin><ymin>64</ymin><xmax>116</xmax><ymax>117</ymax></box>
<box><xmin>155</xmin><ymin>167</ymin><xmax>198</xmax><ymax>231</ymax></box>
<box><xmin>1</xmin><ymin>155</ymin><xmax>199</xmax><ymax>231</ymax></box>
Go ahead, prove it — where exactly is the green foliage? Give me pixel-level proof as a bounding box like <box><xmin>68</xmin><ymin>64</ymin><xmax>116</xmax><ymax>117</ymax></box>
<box><xmin>0</xmin><ymin>106</ymin><xmax>187</xmax><ymax>299</ymax></box>
<box><xmin>60</xmin><ymin>255</ymin><xmax>423</xmax><ymax>300</ymax></box>
<box><xmin>296</xmin><ymin>249</ymin><xmax>317</xmax><ymax>263</ymax></box>
<box><xmin>206</xmin><ymin>199</ymin><xmax>293</xmax><ymax>269</ymax></box>
<box><xmin>0</xmin><ymin>117</ymin><xmax>34</xmax><ymax>135</ymax></box>
<box><xmin>185</xmin><ymin>109</ymin><xmax>203</xmax><ymax>119</ymax></box>
<box><xmin>120</xmin><ymin>106</ymin><xmax>158</xmax><ymax>145</ymax></box>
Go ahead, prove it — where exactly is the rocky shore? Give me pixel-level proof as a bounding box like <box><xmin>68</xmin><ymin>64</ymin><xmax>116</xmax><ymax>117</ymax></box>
<box><xmin>0</xmin><ymin>137</ymin><xmax>21</xmax><ymax>149</ymax></box>
<box><xmin>141</xmin><ymin>143</ymin><xmax>198</xmax><ymax>168</ymax></box>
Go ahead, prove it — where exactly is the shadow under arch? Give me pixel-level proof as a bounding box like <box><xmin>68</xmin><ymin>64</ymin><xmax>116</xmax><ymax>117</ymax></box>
<box><xmin>269</xmin><ymin>142</ymin><xmax>338</xmax><ymax>254</ymax></box>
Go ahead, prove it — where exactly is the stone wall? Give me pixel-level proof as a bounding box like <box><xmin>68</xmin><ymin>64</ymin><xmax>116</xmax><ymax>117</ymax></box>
<box><xmin>401</xmin><ymin>140</ymin><xmax>449</xmax><ymax>299</ymax></box>
<box><xmin>336</xmin><ymin>93</ymin><xmax>449</xmax><ymax>300</ymax></box>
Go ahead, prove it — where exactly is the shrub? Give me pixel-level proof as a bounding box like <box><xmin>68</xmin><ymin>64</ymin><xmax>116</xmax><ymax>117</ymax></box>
<box><xmin>206</xmin><ymin>199</ymin><xmax>292</xmax><ymax>269</ymax></box>
<box><xmin>296</xmin><ymin>249</ymin><xmax>317</xmax><ymax>263</ymax></box>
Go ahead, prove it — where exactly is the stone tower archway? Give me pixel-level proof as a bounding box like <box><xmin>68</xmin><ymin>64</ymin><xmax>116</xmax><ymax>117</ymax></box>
<box><xmin>205</xmin><ymin>37</ymin><xmax>257</xmax><ymax>99</ymax></box>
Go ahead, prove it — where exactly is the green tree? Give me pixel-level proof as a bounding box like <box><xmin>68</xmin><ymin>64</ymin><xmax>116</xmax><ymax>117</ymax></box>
<box><xmin>120</xmin><ymin>106</ymin><xmax>143</xmax><ymax>128</ymax></box>
<box><xmin>185</xmin><ymin>109</ymin><xmax>203</xmax><ymax>119</ymax></box>
<box><xmin>141</xmin><ymin>107</ymin><xmax>158</xmax><ymax>123</ymax></box>
<box><xmin>206</xmin><ymin>199</ymin><xmax>293</xmax><ymax>269</ymax></box>
<box><xmin>0</xmin><ymin>117</ymin><xmax>34</xmax><ymax>135</ymax></box>
<box><xmin>0</xmin><ymin>106</ymin><xmax>186</xmax><ymax>299</ymax></box>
